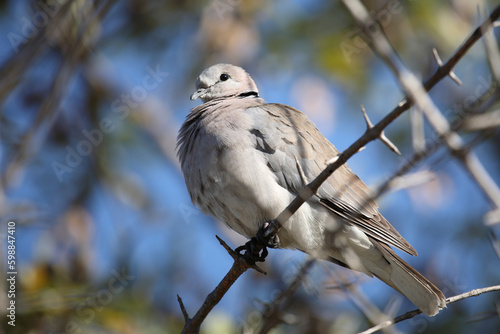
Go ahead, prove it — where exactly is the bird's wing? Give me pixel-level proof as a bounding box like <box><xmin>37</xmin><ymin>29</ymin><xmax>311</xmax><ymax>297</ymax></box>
<box><xmin>246</xmin><ymin>102</ymin><xmax>417</xmax><ymax>256</ymax></box>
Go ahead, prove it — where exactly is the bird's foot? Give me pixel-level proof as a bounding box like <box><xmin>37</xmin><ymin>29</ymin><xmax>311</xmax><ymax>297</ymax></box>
<box><xmin>235</xmin><ymin>237</ymin><xmax>268</xmax><ymax>263</ymax></box>
<box><xmin>258</xmin><ymin>221</ymin><xmax>281</xmax><ymax>249</ymax></box>
<box><xmin>235</xmin><ymin>221</ymin><xmax>280</xmax><ymax>263</ymax></box>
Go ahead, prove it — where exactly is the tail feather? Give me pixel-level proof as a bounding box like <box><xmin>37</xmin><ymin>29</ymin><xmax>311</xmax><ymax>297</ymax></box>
<box><xmin>372</xmin><ymin>243</ymin><xmax>446</xmax><ymax>316</ymax></box>
<box><xmin>325</xmin><ymin>229</ymin><xmax>446</xmax><ymax>316</ymax></box>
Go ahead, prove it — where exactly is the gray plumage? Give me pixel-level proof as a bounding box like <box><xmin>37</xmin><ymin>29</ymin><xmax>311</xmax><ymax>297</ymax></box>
<box><xmin>177</xmin><ymin>64</ymin><xmax>446</xmax><ymax>316</ymax></box>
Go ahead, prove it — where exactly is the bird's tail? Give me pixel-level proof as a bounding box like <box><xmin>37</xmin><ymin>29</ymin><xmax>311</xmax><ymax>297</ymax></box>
<box><xmin>370</xmin><ymin>243</ymin><xmax>446</xmax><ymax>316</ymax></box>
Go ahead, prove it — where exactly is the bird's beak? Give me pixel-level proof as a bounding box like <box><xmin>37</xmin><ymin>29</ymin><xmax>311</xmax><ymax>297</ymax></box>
<box><xmin>190</xmin><ymin>88</ymin><xmax>206</xmax><ymax>101</ymax></box>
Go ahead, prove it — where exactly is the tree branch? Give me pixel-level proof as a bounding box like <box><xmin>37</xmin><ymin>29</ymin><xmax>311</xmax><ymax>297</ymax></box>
<box><xmin>359</xmin><ymin>285</ymin><xmax>500</xmax><ymax>334</ymax></box>
<box><xmin>372</xmin><ymin>86</ymin><xmax>500</xmax><ymax>202</ymax></box>
<box><xmin>180</xmin><ymin>236</ymin><xmax>265</xmax><ymax>333</ymax></box>
<box><xmin>264</xmin><ymin>3</ymin><xmax>500</xmax><ymax>239</ymax></box>
<box><xmin>341</xmin><ymin>1</ymin><xmax>500</xmax><ymax>225</ymax></box>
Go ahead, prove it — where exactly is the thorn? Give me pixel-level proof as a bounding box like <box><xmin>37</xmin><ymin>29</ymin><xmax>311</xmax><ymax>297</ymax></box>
<box><xmin>448</xmin><ymin>70</ymin><xmax>463</xmax><ymax>86</ymax></box>
<box><xmin>295</xmin><ymin>156</ymin><xmax>309</xmax><ymax>186</ymax></box>
<box><xmin>360</xmin><ymin>104</ymin><xmax>374</xmax><ymax>128</ymax></box>
<box><xmin>432</xmin><ymin>48</ymin><xmax>444</xmax><ymax>67</ymax></box>
<box><xmin>361</xmin><ymin>105</ymin><xmax>401</xmax><ymax>156</ymax></box>
<box><xmin>380</xmin><ymin>131</ymin><xmax>401</xmax><ymax>155</ymax></box>
<box><xmin>358</xmin><ymin>146</ymin><xmax>366</xmax><ymax>153</ymax></box>
<box><xmin>216</xmin><ymin>235</ymin><xmax>239</xmax><ymax>261</ymax></box>
<box><xmin>295</xmin><ymin>157</ymin><xmax>321</xmax><ymax>196</ymax></box>
<box><xmin>177</xmin><ymin>295</ymin><xmax>190</xmax><ymax>321</ymax></box>
<box><xmin>432</xmin><ymin>48</ymin><xmax>462</xmax><ymax>86</ymax></box>
<box><xmin>251</xmin><ymin>262</ymin><xmax>267</xmax><ymax>275</ymax></box>
<box><xmin>326</xmin><ymin>155</ymin><xmax>339</xmax><ymax>165</ymax></box>
<box><xmin>432</xmin><ymin>48</ymin><xmax>443</xmax><ymax>66</ymax></box>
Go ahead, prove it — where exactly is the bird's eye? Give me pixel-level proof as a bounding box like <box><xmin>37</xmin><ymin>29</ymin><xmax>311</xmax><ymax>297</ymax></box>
<box><xmin>220</xmin><ymin>73</ymin><xmax>230</xmax><ymax>81</ymax></box>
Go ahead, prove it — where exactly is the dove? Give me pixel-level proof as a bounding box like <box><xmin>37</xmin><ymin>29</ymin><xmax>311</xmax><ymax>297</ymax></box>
<box><xmin>177</xmin><ymin>63</ymin><xmax>446</xmax><ymax>316</ymax></box>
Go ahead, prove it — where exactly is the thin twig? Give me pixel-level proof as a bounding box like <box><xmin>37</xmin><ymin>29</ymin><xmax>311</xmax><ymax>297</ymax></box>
<box><xmin>372</xmin><ymin>87</ymin><xmax>500</xmax><ymax>202</ymax></box>
<box><xmin>180</xmin><ymin>236</ymin><xmax>265</xmax><ymax>333</ymax></box>
<box><xmin>481</xmin><ymin>7</ymin><xmax>500</xmax><ymax>84</ymax></box>
<box><xmin>359</xmin><ymin>285</ymin><xmax>500</xmax><ymax>334</ymax></box>
<box><xmin>177</xmin><ymin>295</ymin><xmax>190</xmax><ymax>321</ymax></box>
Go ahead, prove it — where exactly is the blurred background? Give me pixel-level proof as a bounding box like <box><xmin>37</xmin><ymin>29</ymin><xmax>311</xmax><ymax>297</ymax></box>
<box><xmin>1</xmin><ymin>0</ymin><xmax>500</xmax><ymax>333</ymax></box>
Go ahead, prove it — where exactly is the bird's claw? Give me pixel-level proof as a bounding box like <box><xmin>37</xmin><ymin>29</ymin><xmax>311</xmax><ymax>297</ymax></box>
<box><xmin>235</xmin><ymin>221</ymin><xmax>280</xmax><ymax>264</ymax></box>
<box><xmin>235</xmin><ymin>237</ymin><xmax>268</xmax><ymax>263</ymax></box>
<box><xmin>257</xmin><ymin>221</ymin><xmax>281</xmax><ymax>249</ymax></box>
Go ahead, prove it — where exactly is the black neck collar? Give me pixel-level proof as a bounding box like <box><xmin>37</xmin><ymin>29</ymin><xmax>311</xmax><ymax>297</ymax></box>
<box><xmin>238</xmin><ymin>91</ymin><xmax>259</xmax><ymax>98</ymax></box>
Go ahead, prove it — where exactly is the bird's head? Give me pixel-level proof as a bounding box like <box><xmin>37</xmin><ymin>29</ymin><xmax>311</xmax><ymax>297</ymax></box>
<box><xmin>190</xmin><ymin>64</ymin><xmax>259</xmax><ymax>103</ymax></box>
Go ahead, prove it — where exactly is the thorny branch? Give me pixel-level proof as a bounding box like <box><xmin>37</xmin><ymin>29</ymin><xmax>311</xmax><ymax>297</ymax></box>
<box><xmin>178</xmin><ymin>236</ymin><xmax>265</xmax><ymax>334</ymax></box>
<box><xmin>264</xmin><ymin>3</ymin><xmax>500</xmax><ymax>242</ymax></box>
<box><xmin>342</xmin><ymin>0</ymin><xmax>500</xmax><ymax>225</ymax></box>
<box><xmin>343</xmin><ymin>0</ymin><xmax>500</xmax><ymax>331</ymax></box>
<box><xmin>179</xmin><ymin>5</ymin><xmax>500</xmax><ymax>333</ymax></box>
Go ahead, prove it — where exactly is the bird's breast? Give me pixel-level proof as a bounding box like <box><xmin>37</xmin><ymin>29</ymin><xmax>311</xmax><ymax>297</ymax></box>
<box><xmin>180</xmin><ymin>111</ymin><xmax>288</xmax><ymax>235</ymax></box>
<box><xmin>179</xmin><ymin>102</ymin><xmax>330</xmax><ymax>250</ymax></box>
